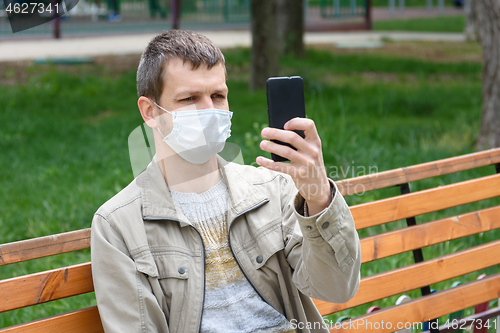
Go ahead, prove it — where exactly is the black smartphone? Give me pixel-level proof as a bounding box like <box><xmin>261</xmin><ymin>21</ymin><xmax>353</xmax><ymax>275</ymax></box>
<box><xmin>266</xmin><ymin>76</ymin><xmax>306</xmax><ymax>162</ymax></box>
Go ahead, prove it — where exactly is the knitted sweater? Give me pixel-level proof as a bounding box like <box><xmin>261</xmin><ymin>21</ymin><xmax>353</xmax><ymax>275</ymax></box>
<box><xmin>170</xmin><ymin>178</ymin><xmax>295</xmax><ymax>333</ymax></box>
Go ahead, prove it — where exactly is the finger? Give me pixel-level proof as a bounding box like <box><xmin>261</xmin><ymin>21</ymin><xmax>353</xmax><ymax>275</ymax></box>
<box><xmin>261</xmin><ymin>127</ymin><xmax>310</xmax><ymax>152</ymax></box>
<box><xmin>255</xmin><ymin>156</ymin><xmax>294</xmax><ymax>174</ymax></box>
<box><xmin>284</xmin><ymin>118</ymin><xmax>320</xmax><ymax>142</ymax></box>
<box><xmin>260</xmin><ymin>140</ymin><xmax>307</xmax><ymax>164</ymax></box>
<box><xmin>257</xmin><ymin>156</ymin><xmax>323</xmax><ymax>182</ymax></box>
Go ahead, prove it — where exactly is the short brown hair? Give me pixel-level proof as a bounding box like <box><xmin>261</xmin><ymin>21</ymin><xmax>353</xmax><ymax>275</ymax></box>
<box><xmin>136</xmin><ymin>29</ymin><xmax>226</xmax><ymax>102</ymax></box>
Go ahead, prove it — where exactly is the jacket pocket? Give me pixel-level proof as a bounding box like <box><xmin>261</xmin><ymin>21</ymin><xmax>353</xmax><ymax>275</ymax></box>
<box><xmin>154</xmin><ymin>253</ymin><xmax>191</xmax><ymax>333</ymax></box>
<box><xmin>243</xmin><ymin>219</ymin><xmax>284</xmax><ymax>270</ymax></box>
<box><xmin>132</xmin><ymin>250</ymin><xmax>159</xmax><ymax>278</ymax></box>
<box><xmin>155</xmin><ymin>254</ymin><xmax>190</xmax><ymax>279</ymax></box>
<box><xmin>237</xmin><ymin>218</ymin><xmax>287</xmax><ymax>314</ymax></box>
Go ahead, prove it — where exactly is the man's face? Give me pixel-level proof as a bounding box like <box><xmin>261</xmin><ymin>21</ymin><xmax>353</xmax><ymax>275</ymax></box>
<box><xmin>159</xmin><ymin>57</ymin><xmax>229</xmax><ymax>113</ymax></box>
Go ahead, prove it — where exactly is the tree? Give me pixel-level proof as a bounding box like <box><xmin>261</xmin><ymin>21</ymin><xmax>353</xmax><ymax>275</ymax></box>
<box><xmin>277</xmin><ymin>0</ymin><xmax>305</xmax><ymax>57</ymax></box>
<box><xmin>464</xmin><ymin>0</ymin><xmax>479</xmax><ymax>41</ymax></box>
<box><xmin>475</xmin><ymin>0</ymin><xmax>500</xmax><ymax>149</ymax></box>
<box><xmin>250</xmin><ymin>0</ymin><xmax>305</xmax><ymax>90</ymax></box>
<box><xmin>250</xmin><ymin>0</ymin><xmax>280</xmax><ymax>90</ymax></box>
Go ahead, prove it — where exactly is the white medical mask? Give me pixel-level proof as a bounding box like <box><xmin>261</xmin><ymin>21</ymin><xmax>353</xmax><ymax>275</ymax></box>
<box><xmin>151</xmin><ymin>100</ymin><xmax>233</xmax><ymax>164</ymax></box>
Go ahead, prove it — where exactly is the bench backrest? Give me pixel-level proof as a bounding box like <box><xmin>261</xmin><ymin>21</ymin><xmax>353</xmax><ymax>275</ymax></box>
<box><xmin>1</xmin><ymin>148</ymin><xmax>499</xmax><ymax>332</ymax></box>
<box><xmin>316</xmin><ymin>148</ymin><xmax>500</xmax><ymax>331</ymax></box>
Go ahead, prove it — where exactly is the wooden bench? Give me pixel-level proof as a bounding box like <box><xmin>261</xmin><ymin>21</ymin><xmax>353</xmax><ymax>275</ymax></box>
<box><xmin>1</xmin><ymin>148</ymin><xmax>500</xmax><ymax>332</ymax></box>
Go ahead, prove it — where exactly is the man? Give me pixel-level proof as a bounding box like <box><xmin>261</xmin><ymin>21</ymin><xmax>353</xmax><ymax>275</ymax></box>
<box><xmin>91</xmin><ymin>29</ymin><xmax>360</xmax><ymax>333</ymax></box>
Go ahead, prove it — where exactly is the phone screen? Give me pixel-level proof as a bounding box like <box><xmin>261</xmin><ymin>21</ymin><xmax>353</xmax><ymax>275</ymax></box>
<box><xmin>266</xmin><ymin>76</ymin><xmax>306</xmax><ymax>162</ymax></box>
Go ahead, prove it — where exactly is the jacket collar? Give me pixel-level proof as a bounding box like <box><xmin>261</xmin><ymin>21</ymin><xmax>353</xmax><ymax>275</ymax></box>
<box><xmin>139</xmin><ymin>155</ymin><xmax>269</xmax><ymax>226</ymax></box>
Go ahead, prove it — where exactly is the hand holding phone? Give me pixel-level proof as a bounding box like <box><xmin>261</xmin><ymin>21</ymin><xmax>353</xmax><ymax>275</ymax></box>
<box><xmin>266</xmin><ymin>76</ymin><xmax>306</xmax><ymax>162</ymax></box>
<box><xmin>258</xmin><ymin>78</ymin><xmax>333</xmax><ymax>215</ymax></box>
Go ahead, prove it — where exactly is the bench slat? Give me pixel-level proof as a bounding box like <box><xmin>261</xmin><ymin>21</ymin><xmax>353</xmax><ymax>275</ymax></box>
<box><xmin>328</xmin><ymin>273</ymin><xmax>500</xmax><ymax>332</ymax></box>
<box><xmin>360</xmin><ymin>205</ymin><xmax>500</xmax><ymax>263</ymax></box>
<box><xmin>0</xmin><ymin>306</ymin><xmax>103</xmax><ymax>333</ymax></box>
<box><xmin>336</xmin><ymin>148</ymin><xmax>500</xmax><ymax>195</ymax></box>
<box><xmin>0</xmin><ymin>229</ymin><xmax>91</xmax><ymax>266</ymax></box>
<box><xmin>351</xmin><ymin>173</ymin><xmax>500</xmax><ymax>230</ymax></box>
<box><xmin>0</xmin><ymin>263</ymin><xmax>93</xmax><ymax>313</ymax></box>
<box><xmin>315</xmin><ymin>239</ymin><xmax>500</xmax><ymax>316</ymax></box>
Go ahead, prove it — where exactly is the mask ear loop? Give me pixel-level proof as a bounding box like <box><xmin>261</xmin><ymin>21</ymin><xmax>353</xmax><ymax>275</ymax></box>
<box><xmin>149</xmin><ymin>98</ymin><xmax>173</xmax><ymax>139</ymax></box>
<box><xmin>157</xmin><ymin>127</ymin><xmax>166</xmax><ymax>138</ymax></box>
<box><xmin>150</xmin><ymin>99</ymin><xmax>173</xmax><ymax>115</ymax></box>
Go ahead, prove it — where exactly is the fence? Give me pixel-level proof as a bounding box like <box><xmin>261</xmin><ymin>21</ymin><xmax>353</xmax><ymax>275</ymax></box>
<box><xmin>320</xmin><ymin>0</ymin><xmax>367</xmax><ymax>18</ymax></box>
<box><xmin>386</xmin><ymin>0</ymin><xmax>459</xmax><ymax>17</ymax></box>
<box><xmin>0</xmin><ymin>0</ymin><xmax>370</xmax><ymax>39</ymax></box>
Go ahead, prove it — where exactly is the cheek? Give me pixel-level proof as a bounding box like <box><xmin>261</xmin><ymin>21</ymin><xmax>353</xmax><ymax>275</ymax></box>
<box><xmin>158</xmin><ymin>114</ymin><xmax>174</xmax><ymax>135</ymax></box>
<box><xmin>216</xmin><ymin>99</ymin><xmax>229</xmax><ymax>110</ymax></box>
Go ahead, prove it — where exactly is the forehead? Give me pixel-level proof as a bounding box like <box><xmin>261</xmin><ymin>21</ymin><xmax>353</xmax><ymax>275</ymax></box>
<box><xmin>162</xmin><ymin>58</ymin><xmax>227</xmax><ymax>95</ymax></box>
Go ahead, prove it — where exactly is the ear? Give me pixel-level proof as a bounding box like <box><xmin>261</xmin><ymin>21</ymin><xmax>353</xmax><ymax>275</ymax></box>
<box><xmin>138</xmin><ymin>96</ymin><xmax>159</xmax><ymax>128</ymax></box>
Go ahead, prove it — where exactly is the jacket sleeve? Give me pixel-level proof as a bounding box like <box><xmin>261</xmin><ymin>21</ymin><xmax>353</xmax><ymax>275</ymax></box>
<box><xmin>91</xmin><ymin>213</ymin><xmax>169</xmax><ymax>333</ymax></box>
<box><xmin>281</xmin><ymin>176</ymin><xmax>361</xmax><ymax>304</ymax></box>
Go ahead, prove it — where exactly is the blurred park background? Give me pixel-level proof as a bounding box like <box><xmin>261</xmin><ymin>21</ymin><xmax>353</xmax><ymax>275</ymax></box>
<box><xmin>1</xmin><ymin>0</ymin><xmax>466</xmax><ymax>38</ymax></box>
<box><xmin>1</xmin><ymin>0</ymin><xmax>499</xmax><ymax>330</ymax></box>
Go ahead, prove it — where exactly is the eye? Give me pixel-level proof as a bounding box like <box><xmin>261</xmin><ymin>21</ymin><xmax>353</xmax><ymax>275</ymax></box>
<box><xmin>212</xmin><ymin>94</ymin><xmax>226</xmax><ymax>99</ymax></box>
<box><xmin>181</xmin><ymin>96</ymin><xmax>195</xmax><ymax>102</ymax></box>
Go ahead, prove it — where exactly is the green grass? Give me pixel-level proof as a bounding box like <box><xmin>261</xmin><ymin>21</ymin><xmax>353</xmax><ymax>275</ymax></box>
<box><xmin>0</xmin><ymin>43</ymin><xmax>498</xmax><ymax>329</ymax></box>
<box><xmin>375</xmin><ymin>15</ymin><xmax>466</xmax><ymax>32</ymax></box>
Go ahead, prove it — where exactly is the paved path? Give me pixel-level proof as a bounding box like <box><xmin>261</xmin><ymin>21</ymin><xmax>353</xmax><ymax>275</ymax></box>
<box><xmin>0</xmin><ymin>30</ymin><xmax>465</xmax><ymax>62</ymax></box>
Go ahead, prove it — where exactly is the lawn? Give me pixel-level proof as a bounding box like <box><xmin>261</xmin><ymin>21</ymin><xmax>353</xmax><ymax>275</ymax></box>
<box><xmin>0</xmin><ymin>40</ymin><xmax>498</xmax><ymax>327</ymax></box>
<box><xmin>374</xmin><ymin>15</ymin><xmax>466</xmax><ymax>32</ymax></box>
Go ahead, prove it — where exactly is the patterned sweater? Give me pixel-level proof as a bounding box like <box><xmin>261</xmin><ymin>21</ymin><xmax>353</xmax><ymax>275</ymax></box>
<box><xmin>170</xmin><ymin>178</ymin><xmax>295</xmax><ymax>333</ymax></box>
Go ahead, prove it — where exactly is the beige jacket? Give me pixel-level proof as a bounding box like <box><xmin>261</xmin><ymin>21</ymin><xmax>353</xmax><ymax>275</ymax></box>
<box><xmin>91</xmin><ymin>155</ymin><xmax>361</xmax><ymax>333</ymax></box>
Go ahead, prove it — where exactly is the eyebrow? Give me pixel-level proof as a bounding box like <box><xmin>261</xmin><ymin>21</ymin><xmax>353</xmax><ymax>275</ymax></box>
<box><xmin>173</xmin><ymin>86</ymin><xmax>228</xmax><ymax>99</ymax></box>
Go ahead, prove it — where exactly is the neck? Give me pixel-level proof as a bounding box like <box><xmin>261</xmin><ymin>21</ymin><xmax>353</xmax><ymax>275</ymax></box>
<box><xmin>157</xmin><ymin>148</ymin><xmax>222</xmax><ymax>194</ymax></box>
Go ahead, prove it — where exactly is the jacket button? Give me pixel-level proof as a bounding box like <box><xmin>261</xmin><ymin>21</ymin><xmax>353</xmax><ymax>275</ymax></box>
<box><xmin>178</xmin><ymin>266</ymin><xmax>185</xmax><ymax>274</ymax></box>
<box><xmin>322</xmin><ymin>221</ymin><xmax>330</xmax><ymax>229</ymax></box>
<box><xmin>306</xmin><ymin>225</ymin><xmax>313</xmax><ymax>230</ymax></box>
<box><xmin>256</xmin><ymin>255</ymin><xmax>263</xmax><ymax>264</ymax></box>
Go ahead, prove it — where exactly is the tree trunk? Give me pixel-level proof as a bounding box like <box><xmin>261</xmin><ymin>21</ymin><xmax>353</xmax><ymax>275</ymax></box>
<box><xmin>464</xmin><ymin>0</ymin><xmax>479</xmax><ymax>41</ymax></box>
<box><xmin>476</xmin><ymin>0</ymin><xmax>500</xmax><ymax>149</ymax></box>
<box><xmin>277</xmin><ymin>0</ymin><xmax>287</xmax><ymax>52</ymax></box>
<box><xmin>277</xmin><ymin>0</ymin><xmax>305</xmax><ymax>57</ymax></box>
<box><xmin>250</xmin><ymin>0</ymin><xmax>280</xmax><ymax>90</ymax></box>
